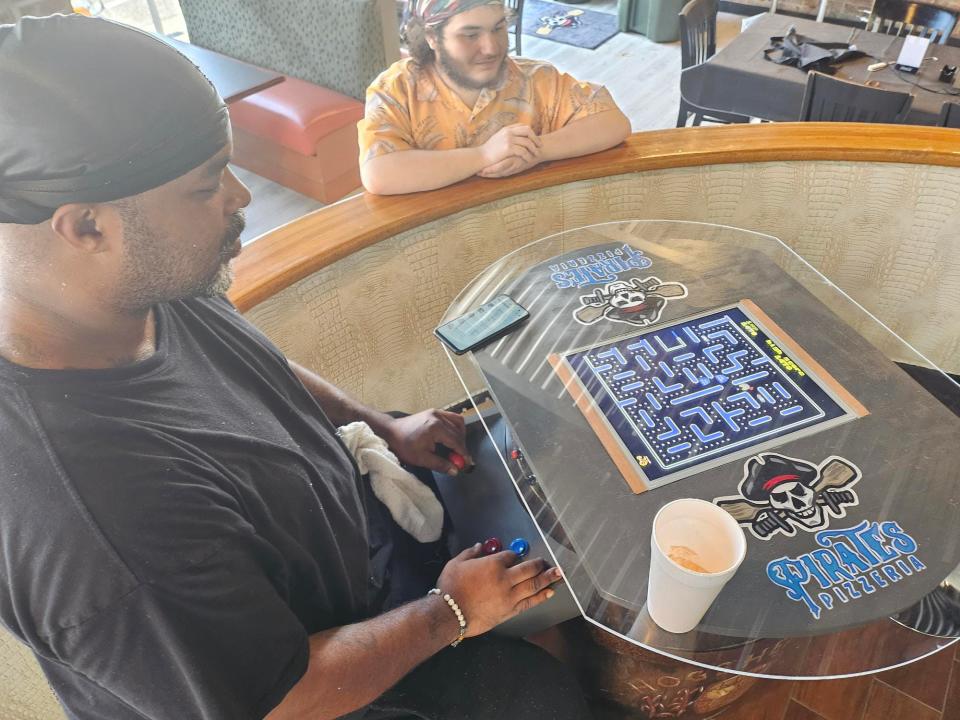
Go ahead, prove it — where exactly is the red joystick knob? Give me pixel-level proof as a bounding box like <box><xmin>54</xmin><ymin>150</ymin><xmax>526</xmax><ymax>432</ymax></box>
<box><xmin>510</xmin><ymin>449</ymin><xmax>521</xmax><ymax>460</ymax></box>
<box><xmin>481</xmin><ymin>537</ymin><xmax>503</xmax><ymax>555</ymax></box>
<box><xmin>448</xmin><ymin>452</ymin><xmax>466</xmax><ymax>470</ymax></box>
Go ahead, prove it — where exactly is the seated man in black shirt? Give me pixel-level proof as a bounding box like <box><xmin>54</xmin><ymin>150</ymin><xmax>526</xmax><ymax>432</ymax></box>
<box><xmin>0</xmin><ymin>15</ymin><xmax>589</xmax><ymax>720</ymax></box>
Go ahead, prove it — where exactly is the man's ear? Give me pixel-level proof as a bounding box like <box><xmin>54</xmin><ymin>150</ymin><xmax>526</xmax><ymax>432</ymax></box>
<box><xmin>426</xmin><ymin>28</ymin><xmax>439</xmax><ymax>51</ymax></box>
<box><xmin>49</xmin><ymin>203</ymin><xmax>123</xmax><ymax>254</ymax></box>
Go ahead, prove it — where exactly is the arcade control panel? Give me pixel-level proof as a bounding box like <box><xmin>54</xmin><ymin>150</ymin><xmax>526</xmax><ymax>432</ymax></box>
<box><xmin>434</xmin><ymin>405</ymin><xmax>580</xmax><ymax>637</ymax></box>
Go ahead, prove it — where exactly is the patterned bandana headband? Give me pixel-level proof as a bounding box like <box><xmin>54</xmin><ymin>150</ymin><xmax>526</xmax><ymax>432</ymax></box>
<box><xmin>410</xmin><ymin>0</ymin><xmax>504</xmax><ymax>27</ymax></box>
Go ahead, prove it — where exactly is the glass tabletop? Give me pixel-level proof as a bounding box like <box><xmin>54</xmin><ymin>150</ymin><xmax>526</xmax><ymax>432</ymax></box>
<box><xmin>438</xmin><ymin>220</ymin><xmax>960</xmax><ymax>679</ymax></box>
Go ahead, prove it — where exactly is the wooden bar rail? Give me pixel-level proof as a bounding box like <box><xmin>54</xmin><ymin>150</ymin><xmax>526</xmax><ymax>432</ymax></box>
<box><xmin>230</xmin><ymin>123</ymin><xmax>960</xmax><ymax>312</ymax></box>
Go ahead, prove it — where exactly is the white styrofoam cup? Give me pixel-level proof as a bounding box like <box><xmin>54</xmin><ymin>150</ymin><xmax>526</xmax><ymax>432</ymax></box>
<box><xmin>647</xmin><ymin>498</ymin><xmax>747</xmax><ymax>634</ymax></box>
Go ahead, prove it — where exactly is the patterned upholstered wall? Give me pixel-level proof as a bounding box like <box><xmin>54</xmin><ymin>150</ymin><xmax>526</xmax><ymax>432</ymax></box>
<box><xmin>245</xmin><ymin>161</ymin><xmax>960</xmax><ymax>414</ymax></box>
<box><xmin>0</xmin><ymin>630</ymin><xmax>63</xmax><ymax>719</ymax></box>
<box><xmin>178</xmin><ymin>0</ymin><xmax>400</xmax><ymax>100</ymax></box>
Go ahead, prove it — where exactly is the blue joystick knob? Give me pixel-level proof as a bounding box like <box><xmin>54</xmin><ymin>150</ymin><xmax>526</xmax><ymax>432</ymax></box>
<box><xmin>509</xmin><ymin>538</ymin><xmax>530</xmax><ymax>558</ymax></box>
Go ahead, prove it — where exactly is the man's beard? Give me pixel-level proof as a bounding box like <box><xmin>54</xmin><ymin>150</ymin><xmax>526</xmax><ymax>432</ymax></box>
<box><xmin>198</xmin><ymin>211</ymin><xmax>246</xmax><ymax>298</ymax></box>
<box><xmin>435</xmin><ymin>40</ymin><xmax>505</xmax><ymax>91</ymax></box>
<box><xmin>115</xmin><ymin>208</ymin><xmax>246</xmax><ymax>311</ymax></box>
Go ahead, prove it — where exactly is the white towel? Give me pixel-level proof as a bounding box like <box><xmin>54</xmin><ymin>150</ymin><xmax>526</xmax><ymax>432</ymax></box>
<box><xmin>338</xmin><ymin>421</ymin><xmax>444</xmax><ymax>543</ymax></box>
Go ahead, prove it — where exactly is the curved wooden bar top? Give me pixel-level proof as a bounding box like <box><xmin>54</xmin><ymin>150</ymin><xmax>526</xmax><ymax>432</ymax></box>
<box><xmin>231</xmin><ymin>123</ymin><xmax>960</xmax><ymax>312</ymax></box>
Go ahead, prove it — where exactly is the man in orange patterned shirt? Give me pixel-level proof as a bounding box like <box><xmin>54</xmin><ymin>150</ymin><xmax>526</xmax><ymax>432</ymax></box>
<box><xmin>358</xmin><ymin>0</ymin><xmax>631</xmax><ymax>194</ymax></box>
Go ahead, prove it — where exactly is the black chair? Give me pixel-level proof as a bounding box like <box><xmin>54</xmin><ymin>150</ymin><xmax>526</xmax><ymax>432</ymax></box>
<box><xmin>864</xmin><ymin>0</ymin><xmax>958</xmax><ymax>45</ymax></box>
<box><xmin>505</xmin><ymin>0</ymin><xmax>524</xmax><ymax>55</ymax></box>
<box><xmin>799</xmin><ymin>71</ymin><xmax>914</xmax><ymax>123</ymax></box>
<box><xmin>938</xmin><ymin>101</ymin><xmax>960</xmax><ymax>127</ymax></box>
<box><xmin>677</xmin><ymin>0</ymin><xmax>751</xmax><ymax>127</ymax></box>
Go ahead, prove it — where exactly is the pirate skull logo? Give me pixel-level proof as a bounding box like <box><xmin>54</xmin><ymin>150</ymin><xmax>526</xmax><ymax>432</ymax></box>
<box><xmin>573</xmin><ymin>276</ymin><xmax>688</xmax><ymax>327</ymax></box>
<box><xmin>713</xmin><ymin>453</ymin><xmax>861</xmax><ymax>540</ymax></box>
<box><xmin>538</xmin><ymin>8</ymin><xmax>583</xmax><ymax>31</ymax></box>
<box><xmin>769</xmin><ymin>480</ymin><xmax>816</xmax><ymax>522</ymax></box>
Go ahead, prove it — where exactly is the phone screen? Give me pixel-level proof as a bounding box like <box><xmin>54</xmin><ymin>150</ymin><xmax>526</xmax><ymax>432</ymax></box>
<box><xmin>435</xmin><ymin>294</ymin><xmax>530</xmax><ymax>354</ymax></box>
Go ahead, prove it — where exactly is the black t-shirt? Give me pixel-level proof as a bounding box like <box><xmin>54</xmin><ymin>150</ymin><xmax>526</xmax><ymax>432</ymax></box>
<box><xmin>0</xmin><ymin>296</ymin><xmax>373</xmax><ymax>719</ymax></box>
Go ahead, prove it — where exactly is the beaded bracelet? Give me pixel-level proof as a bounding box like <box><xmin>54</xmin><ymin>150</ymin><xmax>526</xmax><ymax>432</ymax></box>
<box><xmin>428</xmin><ymin>588</ymin><xmax>467</xmax><ymax>647</ymax></box>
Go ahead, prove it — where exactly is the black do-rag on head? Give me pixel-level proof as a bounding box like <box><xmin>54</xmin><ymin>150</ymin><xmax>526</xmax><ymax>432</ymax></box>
<box><xmin>0</xmin><ymin>14</ymin><xmax>229</xmax><ymax>224</ymax></box>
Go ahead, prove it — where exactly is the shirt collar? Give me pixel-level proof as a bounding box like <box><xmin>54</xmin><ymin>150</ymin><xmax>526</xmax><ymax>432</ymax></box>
<box><xmin>417</xmin><ymin>57</ymin><xmax>518</xmax><ymax>117</ymax></box>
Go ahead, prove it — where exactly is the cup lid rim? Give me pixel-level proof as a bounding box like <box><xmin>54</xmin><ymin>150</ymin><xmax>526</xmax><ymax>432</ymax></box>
<box><xmin>652</xmin><ymin>498</ymin><xmax>747</xmax><ymax>577</ymax></box>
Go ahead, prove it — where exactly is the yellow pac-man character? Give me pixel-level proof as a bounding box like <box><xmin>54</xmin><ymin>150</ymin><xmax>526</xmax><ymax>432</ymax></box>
<box><xmin>637</xmin><ymin>455</ymin><xmax>651</xmax><ymax>468</ymax></box>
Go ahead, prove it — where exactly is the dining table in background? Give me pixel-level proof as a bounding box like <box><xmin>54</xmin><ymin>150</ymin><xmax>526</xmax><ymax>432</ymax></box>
<box><xmin>682</xmin><ymin>13</ymin><xmax>960</xmax><ymax>125</ymax></box>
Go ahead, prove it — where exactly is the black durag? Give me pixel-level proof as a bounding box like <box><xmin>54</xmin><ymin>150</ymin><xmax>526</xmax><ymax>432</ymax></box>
<box><xmin>0</xmin><ymin>14</ymin><xmax>230</xmax><ymax>224</ymax></box>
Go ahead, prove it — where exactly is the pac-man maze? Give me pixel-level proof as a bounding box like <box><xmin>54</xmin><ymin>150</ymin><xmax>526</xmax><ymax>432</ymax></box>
<box><xmin>550</xmin><ymin>301</ymin><xmax>864</xmax><ymax>490</ymax></box>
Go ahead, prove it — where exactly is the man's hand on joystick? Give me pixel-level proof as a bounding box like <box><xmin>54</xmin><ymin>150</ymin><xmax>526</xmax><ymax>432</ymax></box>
<box><xmin>436</xmin><ymin>443</ymin><xmax>474</xmax><ymax>475</ymax></box>
<box><xmin>435</xmin><ymin>542</ymin><xmax>562</xmax><ymax>639</ymax></box>
<box><xmin>377</xmin><ymin>409</ymin><xmax>471</xmax><ymax>475</ymax></box>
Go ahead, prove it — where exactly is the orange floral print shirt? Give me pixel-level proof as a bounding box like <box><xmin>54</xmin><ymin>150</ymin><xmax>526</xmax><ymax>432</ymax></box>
<box><xmin>358</xmin><ymin>57</ymin><xmax>618</xmax><ymax>163</ymax></box>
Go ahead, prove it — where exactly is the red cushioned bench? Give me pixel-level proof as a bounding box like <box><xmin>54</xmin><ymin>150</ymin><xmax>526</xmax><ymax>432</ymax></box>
<box><xmin>229</xmin><ymin>75</ymin><xmax>364</xmax><ymax>204</ymax></box>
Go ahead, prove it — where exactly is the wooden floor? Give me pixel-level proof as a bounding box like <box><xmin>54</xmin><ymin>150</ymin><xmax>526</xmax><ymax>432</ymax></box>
<box><xmin>522</xmin><ymin>8</ymin><xmax>746</xmax><ymax>132</ymax></box>
<box><xmin>699</xmin><ymin>643</ymin><xmax>960</xmax><ymax>720</ymax></box>
<box><xmin>574</xmin><ymin>626</ymin><xmax>960</xmax><ymax>720</ymax></box>
<box><xmin>235</xmin><ymin>9</ymin><xmax>750</xmax><ymax>244</ymax></box>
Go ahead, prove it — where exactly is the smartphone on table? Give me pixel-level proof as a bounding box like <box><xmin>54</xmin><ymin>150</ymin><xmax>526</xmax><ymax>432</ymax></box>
<box><xmin>435</xmin><ymin>294</ymin><xmax>530</xmax><ymax>355</ymax></box>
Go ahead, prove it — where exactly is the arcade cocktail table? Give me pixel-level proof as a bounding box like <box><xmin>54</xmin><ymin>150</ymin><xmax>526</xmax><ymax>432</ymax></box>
<box><xmin>439</xmin><ymin>220</ymin><xmax>960</xmax><ymax>679</ymax></box>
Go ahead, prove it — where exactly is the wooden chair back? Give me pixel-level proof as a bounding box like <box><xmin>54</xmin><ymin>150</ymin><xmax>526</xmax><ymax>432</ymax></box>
<box><xmin>504</xmin><ymin>0</ymin><xmax>525</xmax><ymax>55</ymax></box>
<box><xmin>865</xmin><ymin>0</ymin><xmax>958</xmax><ymax>45</ymax></box>
<box><xmin>938</xmin><ymin>101</ymin><xmax>960</xmax><ymax>127</ymax></box>
<box><xmin>799</xmin><ymin>71</ymin><xmax>913</xmax><ymax>123</ymax></box>
<box><xmin>679</xmin><ymin>0</ymin><xmax>718</xmax><ymax>70</ymax></box>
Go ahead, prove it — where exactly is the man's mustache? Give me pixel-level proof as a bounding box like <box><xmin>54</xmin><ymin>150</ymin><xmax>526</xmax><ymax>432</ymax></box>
<box><xmin>222</xmin><ymin>211</ymin><xmax>246</xmax><ymax>248</ymax></box>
